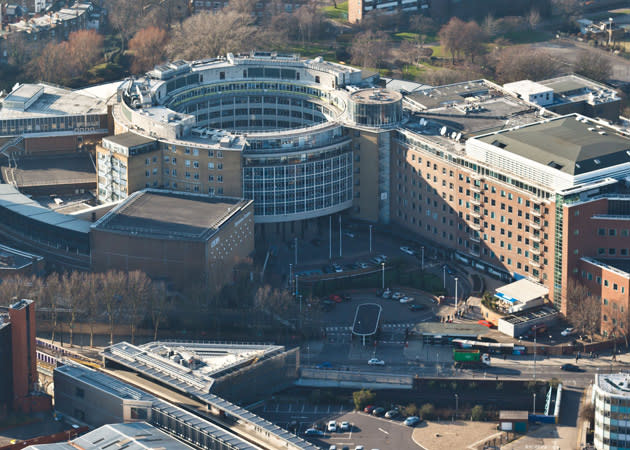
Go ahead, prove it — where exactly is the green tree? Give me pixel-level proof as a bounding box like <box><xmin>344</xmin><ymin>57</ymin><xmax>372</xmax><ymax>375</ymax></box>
<box><xmin>352</xmin><ymin>389</ymin><xmax>376</xmax><ymax>410</ymax></box>
<box><xmin>471</xmin><ymin>405</ymin><xmax>485</xmax><ymax>421</ymax></box>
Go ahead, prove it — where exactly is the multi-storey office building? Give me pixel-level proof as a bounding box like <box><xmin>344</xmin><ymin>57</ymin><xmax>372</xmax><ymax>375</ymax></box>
<box><xmin>97</xmin><ymin>53</ymin><xmax>630</xmax><ymax>331</ymax></box>
<box><xmin>594</xmin><ymin>372</ymin><xmax>630</xmax><ymax>450</ymax></box>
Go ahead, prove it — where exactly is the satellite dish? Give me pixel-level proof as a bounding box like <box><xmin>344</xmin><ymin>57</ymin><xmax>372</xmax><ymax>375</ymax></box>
<box><xmin>450</xmin><ymin>131</ymin><xmax>457</xmax><ymax>139</ymax></box>
<box><xmin>440</xmin><ymin>126</ymin><xmax>447</xmax><ymax>136</ymax></box>
<box><xmin>455</xmin><ymin>132</ymin><xmax>462</xmax><ymax>141</ymax></box>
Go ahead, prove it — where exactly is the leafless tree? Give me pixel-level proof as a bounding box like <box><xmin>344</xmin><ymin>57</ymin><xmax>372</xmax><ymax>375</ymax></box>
<box><xmin>493</xmin><ymin>47</ymin><xmax>561</xmax><ymax>83</ymax></box>
<box><xmin>565</xmin><ymin>278</ymin><xmax>600</xmax><ymax>339</ymax></box>
<box><xmin>38</xmin><ymin>274</ymin><xmax>62</xmax><ymax>344</ymax></box>
<box><xmin>482</xmin><ymin>14</ymin><xmax>500</xmax><ymax>38</ymax></box>
<box><xmin>439</xmin><ymin>18</ymin><xmax>486</xmax><ymax>64</ymax></box>
<box><xmin>101</xmin><ymin>270</ymin><xmax>127</xmax><ymax>345</ymax></box>
<box><xmin>573</xmin><ymin>51</ymin><xmax>613</xmax><ymax>83</ymax></box>
<box><xmin>105</xmin><ymin>0</ymin><xmax>144</xmax><ymax>49</ymax></box>
<box><xmin>85</xmin><ymin>272</ymin><xmax>104</xmax><ymax>347</ymax></box>
<box><xmin>150</xmin><ymin>281</ymin><xmax>171</xmax><ymax>341</ymax></box>
<box><xmin>350</xmin><ymin>30</ymin><xmax>390</xmax><ymax>68</ymax></box>
<box><xmin>126</xmin><ymin>270</ymin><xmax>151</xmax><ymax>344</ymax></box>
<box><xmin>61</xmin><ymin>271</ymin><xmax>87</xmax><ymax>347</ymax></box>
<box><xmin>527</xmin><ymin>9</ymin><xmax>542</xmax><ymax>30</ymax></box>
<box><xmin>129</xmin><ymin>27</ymin><xmax>169</xmax><ymax>74</ymax></box>
<box><xmin>167</xmin><ymin>10</ymin><xmax>256</xmax><ymax>60</ymax></box>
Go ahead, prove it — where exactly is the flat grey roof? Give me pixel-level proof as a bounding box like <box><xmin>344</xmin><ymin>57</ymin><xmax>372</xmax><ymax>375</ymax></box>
<box><xmin>26</xmin><ymin>422</ymin><xmax>194</xmax><ymax>450</ymax></box>
<box><xmin>478</xmin><ymin>116</ymin><xmax>630</xmax><ymax>175</ymax></box>
<box><xmin>92</xmin><ymin>190</ymin><xmax>251</xmax><ymax>241</ymax></box>
<box><xmin>0</xmin><ymin>244</ymin><xmax>42</xmax><ymax>270</ymax></box>
<box><xmin>539</xmin><ymin>74</ymin><xmax>613</xmax><ymax>95</ymax></box>
<box><xmin>1</xmin><ymin>154</ymin><xmax>95</xmax><ymax>188</ymax></box>
<box><xmin>412</xmin><ymin>322</ymin><xmax>488</xmax><ymax>337</ymax></box>
<box><xmin>103</xmin><ymin>132</ymin><xmax>157</xmax><ymax>149</ymax></box>
<box><xmin>55</xmin><ymin>364</ymin><xmax>152</xmax><ymax>401</ymax></box>
<box><xmin>0</xmin><ymin>84</ymin><xmax>107</xmax><ymax>119</ymax></box>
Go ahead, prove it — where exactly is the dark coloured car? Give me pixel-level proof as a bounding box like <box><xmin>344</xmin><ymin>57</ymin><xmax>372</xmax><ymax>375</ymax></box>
<box><xmin>372</xmin><ymin>407</ymin><xmax>386</xmax><ymax>416</ymax></box>
<box><xmin>409</xmin><ymin>304</ymin><xmax>426</xmax><ymax>311</ymax></box>
<box><xmin>561</xmin><ymin>363</ymin><xmax>584</xmax><ymax>372</ymax></box>
<box><xmin>316</xmin><ymin>361</ymin><xmax>333</xmax><ymax>369</ymax></box>
<box><xmin>342</xmin><ymin>294</ymin><xmax>352</xmax><ymax>302</ymax></box>
<box><xmin>323</xmin><ymin>265</ymin><xmax>334</xmax><ymax>274</ymax></box>
<box><xmin>304</xmin><ymin>428</ymin><xmax>324</xmax><ymax>436</ymax></box>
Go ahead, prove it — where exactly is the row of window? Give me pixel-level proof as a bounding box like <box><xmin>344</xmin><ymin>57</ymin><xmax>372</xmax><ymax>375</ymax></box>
<box><xmin>582</xmin><ymin>271</ymin><xmax>626</xmax><ymax>292</ymax></box>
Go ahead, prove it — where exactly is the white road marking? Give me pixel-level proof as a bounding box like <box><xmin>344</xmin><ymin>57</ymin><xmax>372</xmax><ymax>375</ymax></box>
<box><xmin>378</xmin><ymin>427</ymin><xmax>390</xmax><ymax>435</ymax></box>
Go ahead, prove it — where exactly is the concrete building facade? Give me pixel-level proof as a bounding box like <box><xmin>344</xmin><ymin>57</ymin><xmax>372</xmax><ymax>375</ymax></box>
<box><xmin>594</xmin><ymin>372</ymin><xmax>630</xmax><ymax>450</ymax></box>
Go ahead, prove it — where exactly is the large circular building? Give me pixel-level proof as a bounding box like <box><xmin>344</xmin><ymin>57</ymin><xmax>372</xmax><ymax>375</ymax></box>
<box><xmin>102</xmin><ymin>53</ymin><xmax>402</xmax><ymax>235</ymax></box>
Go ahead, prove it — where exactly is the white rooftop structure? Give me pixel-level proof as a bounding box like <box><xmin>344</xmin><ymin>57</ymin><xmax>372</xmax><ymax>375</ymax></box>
<box><xmin>503</xmin><ymin>80</ymin><xmax>554</xmax><ymax>106</ymax></box>
<box><xmin>596</xmin><ymin>373</ymin><xmax>630</xmax><ymax>397</ymax></box>
<box><xmin>495</xmin><ymin>279</ymin><xmax>549</xmax><ymax>313</ymax></box>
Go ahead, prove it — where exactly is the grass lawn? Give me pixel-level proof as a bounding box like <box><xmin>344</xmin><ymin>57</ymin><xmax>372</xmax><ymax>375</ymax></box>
<box><xmin>322</xmin><ymin>1</ymin><xmax>348</xmax><ymax>20</ymax></box>
<box><xmin>281</xmin><ymin>42</ymin><xmax>337</xmax><ymax>60</ymax></box>
<box><xmin>610</xmin><ymin>8</ymin><xmax>630</xmax><ymax>14</ymax></box>
<box><xmin>501</xmin><ymin>30</ymin><xmax>552</xmax><ymax>44</ymax></box>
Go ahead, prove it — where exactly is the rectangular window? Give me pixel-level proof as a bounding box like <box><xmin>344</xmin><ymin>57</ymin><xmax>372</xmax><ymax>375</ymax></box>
<box><xmin>75</xmin><ymin>387</ymin><xmax>84</xmax><ymax>398</ymax></box>
<box><xmin>208</xmin><ymin>162</ymin><xmax>215</xmax><ymax>169</ymax></box>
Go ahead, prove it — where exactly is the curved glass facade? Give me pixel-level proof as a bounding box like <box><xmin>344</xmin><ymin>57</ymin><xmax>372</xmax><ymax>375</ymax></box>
<box><xmin>595</xmin><ymin>385</ymin><xmax>630</xmax><ymax>450</ymax></box>
<box><xmin>242</xmin><ymin>143</ymin><xmax>353</xmax><ymax>222</ymax></box>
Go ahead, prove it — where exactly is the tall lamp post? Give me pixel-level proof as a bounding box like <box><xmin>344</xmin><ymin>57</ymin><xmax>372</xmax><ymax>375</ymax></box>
<box><xmin>381</xmin><ymin>262</ymin><xmax>385</xmax><ymax>289</ymax></box>
<box><xmin>421</xmin><ymin>246</ymin><xmax>425</xmax><ymax>271</ymax></box>
<box><xmin>454</xmin><ymin>277</ymin><xmax>459</xmax><ymax>316</ymax></box>
<box><xmin>443</xmin><ymin>265</ymin><xmax>446</xmax><ymax>289</ymax></box>
<box><xmin>454</xmin><ymin>393</ymin><xmax>459</xmax><ymax>421</ymax></box>
<box><xmin>369</xmin><ymin>224</ymin><xmax>373</xmax><ymax>254</ymax></box>
<box><xmin>533</xmin><ymin>392</ymin><xmax>536</xmax><ymax>414</ymax></box>
<box><xmin>294</xmin><ymin>237</ymin><xmax>298</xmax><ymax>265</ymax></box>
<box><xmin>339</xmin><ymin>215</ymin><xmax>342</xmax><ymax>257</ymax></box>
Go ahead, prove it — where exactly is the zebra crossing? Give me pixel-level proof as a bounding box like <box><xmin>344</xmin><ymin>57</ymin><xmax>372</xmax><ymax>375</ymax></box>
<box><xmin>324</xmin><ymin>322</ymin><xmax>416</xmax><ymax>333</ymax></box>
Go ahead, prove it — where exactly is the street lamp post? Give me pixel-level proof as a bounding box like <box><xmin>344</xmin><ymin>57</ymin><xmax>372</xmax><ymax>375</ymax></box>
<box><xmin>421</xmin><ymin>246</ymin><xmax>425</xmax><ymax>271</ymax></box>
<box><xmin>339</xmin><ymin>215</ymin><xmax>342</xmax><ymax>257</ymax></box>
<box><xmin>609</xmin><ymin>17</ymin><xmax>614</xmax><ymax>46</ymax></box>
<box><xmin>454</xmin><ymin>277</ymin><xmax>459</xmax><ymax>316</ymax></box>
<box><xmin>329</xmin><ymin>215</ymin><xmax>332</xmax><ymax>260</ymax></box>
<box><xmin>294</xmin><ymin>237</ymin><xmax>298</xmax><ymax>265</ymax></box>
<box><xmin>289</xmin><ymin>263</ymin><xmax>293</xmax><ymax>288</ymax></box>
<box><xmin>454</xmin><ymin>393</ymin><xmax>459</xmax><ymax>421</ymax></box>
<box><xmin>295</xmin><ymin>274</ymin><xmax>299</xmax><ymax>298</ymax></box>
<box><xmin>534</xmin><ymin>332</ymin><xmax>537</xmax><ymax>381</ymax></box>
<box><xmin>369</xmin><ymin>224</ymin><xmax>373</xmax><ymax>254</ymax></box>
<box><xmin>533</xmin><ymin>392</ymin><xmax>536</xmax><ymax>414</ymax></box>
<box><xmin>381</xmin><ymin>262</ymin><xmax>385</xmax><ymax>289</ymax></box>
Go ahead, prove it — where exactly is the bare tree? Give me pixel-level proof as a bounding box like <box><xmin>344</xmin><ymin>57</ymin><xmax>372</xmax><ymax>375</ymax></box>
<box><xmin>482</xmin><ymin>14</ymin><xmax>500</xmax><ymax>38</ymax></box>
<box><xmin>126</xmin><ymin>271</ymin><xmax>151</xmax><ymax>344</ymax></box>
<box><xmin>129</xmin><ymin>27</ymin><xmax>169</xmax><ymax>74</ymax></box>
<box><xmin>565</xmin><ymin>278</ymin><xmax>600</xmax><ymax>339</ymax></box>
<box><xmin>527</xmin><ymin>9</ymin><xmax>542</xmax><ymax>30</ymax></box>
<box><xmin>494</xmin><ymin>47</ymin><xmax>561</xmax><ymax>83</ymax></box>
<box><xmin>61</xmin><ymin>271</ymin><xmax>87</xmax><ymax>347</ymax></box>
<box><xmin>350</xmin><ymin>30</ymin><xmax>389</xmax><ymax>68</ymax></box>
<box><xmin>85</xmin><ymin>272</ymin><xmax>104</xmax><ymax>347</ymax></box>
<box><xmin>439</xmin><ymin>18</ymin><xmax>485</xmax><ymax>64</ymax></box>
<box><xmin>101</xmin><ymin>271</ymin><xmax>127</xmax><ymax>345</ymax></box>
<box><xmin>573</xmin><ymin>51</ymin><xmax>613</xmax><ymax>83</ymax></box>
<box><xmin>105</xmin><ymin>0</ymin><xmax>144</xmax><ymax>49</ymax></box>
<box><xmin>39</xmin><ymin>274</ymin><xmax>62</xmax><ymax>344</ymax></box>
<box><xmin>167</xmin><ymin>10</ymin><xmax>256</xmax><ymax>60</ymax></box>
<box><xmin>150</xmin><ymin>281</ymin><xmax>171</xmax><ymax>341</ymax></box>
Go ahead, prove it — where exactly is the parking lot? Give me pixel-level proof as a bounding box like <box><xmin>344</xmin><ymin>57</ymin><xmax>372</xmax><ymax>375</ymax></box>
<box><xmin>252</xmin><ymin>400</ymin><xmax>419</xmax><ymax>450</ymax></box>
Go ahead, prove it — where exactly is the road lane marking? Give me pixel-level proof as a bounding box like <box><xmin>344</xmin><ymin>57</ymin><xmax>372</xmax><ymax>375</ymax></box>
<box><xmin>378</xmin><ymin>427</ymin><xmax>390</xmax><ymax>435</ymax></box>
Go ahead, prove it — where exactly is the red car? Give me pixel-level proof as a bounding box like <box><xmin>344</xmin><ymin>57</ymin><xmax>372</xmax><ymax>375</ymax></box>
<box><xmin>477</xmin><ymin>320</ymin><xmax>494</xmax><ymax>328</ymax></box>
<box><xmin>363</xmin><ymin>405</ymin><xmax>376</xmax><ymax>413</ymax></box>
<box><xmin>329</xmin><ymin>294</ymin><xmax>343</xmax><ymax>303</ymax></box>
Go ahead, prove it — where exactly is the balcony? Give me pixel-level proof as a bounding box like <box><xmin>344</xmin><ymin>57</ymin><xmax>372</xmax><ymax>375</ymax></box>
<box><xmin>530</xmin><ymin>260</ymin><xmax>541</xmax><ymax>268</ymax></box>
<box><xmin>470</xmin><ymin>185</ymin><xmax>482</xmax><ymax>193</ymax></box>
<box><xmin>469</xmin><ymin>222</ymin><xmax>481</xmax><ymax>231</ymax></box>
<box><xmin>470</xmin><ymin>198</ymin><xmax>482</xmax><ymax>206</ymax></box>
<box><xmin>531</xmin><ymin>209</ymin><xmax>542</xmax><ymax>217</ymax></box>
<box><xmin>531</xmin><ymin>247</ymin><xmax>541</xmax><ymax>256</ymax></box>
<box><xmin>530</xmin><ymin>221</ymin><xmax>542</xmax><ymax>230</ymax></box>
<box><xmin>469</xmin><ymin>234</ymin><xmax>480</xmax><ymax>243</ymax></box>
<box><xmin>470</xmin><ymin>210</ymin><xmax>481</xmax><ymax>219</ymax></box>
<box><xmin>531</xmin><ymin>234</ymin><xmax>541</xmax><ymax>243</ymax></box>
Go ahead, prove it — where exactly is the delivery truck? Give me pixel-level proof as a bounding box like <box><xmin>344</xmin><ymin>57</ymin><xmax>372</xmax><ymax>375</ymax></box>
<box><xmin>453</xmin><ymin>349</ymin><xmax>491</xmax><ymax>368</ymax></box>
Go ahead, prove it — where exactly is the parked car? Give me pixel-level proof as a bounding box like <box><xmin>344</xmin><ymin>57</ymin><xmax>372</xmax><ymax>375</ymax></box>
<box><xmin>381</xmin><ymin>289</ymin><xmax>392</xmax><ymax>299</ymax></box>
<box><xmin>404</xmin><ymin>416</ymin><xmax>421</xmax><ymax>426</ymax></box>
<box><xmin>339</xmin><ymin>421</ymin><xmax>350</xmax><ymax>432</ymax></box>
<box><xmin>327</xmin><ymin>421</ymin><xmax>337</xmax><ymax>432</ymax></box>
<box><xmin>400</xmin><ymin>296</ymin><xmax>414</xmax><ymax>304</ymax></box>
<box><xmin>378</xmin><ymin>254</ymin><xmax>388</xmax><ymax>261</ymax></box>
<box><xmin>400</xmin><ymin>246</ymin><xmax>415</xmax><ymax>255</ymax></box>
<box><xmin>368</xmin><ymin>358</ymin><xmax>385</xmax><ymax>366</ymax></box>
<box><xmin>357</xmin><ymin>262</ymin><xmax>369</xmax><ymax>269</ymax></box>
<box><xmin>316</xmin><ymin>361</ymin><xmax>332</xmax><ymax>369</ymax></box>
<box><xmin>354</xmin><ymin>446</ymin><xmax>364</xmax><ymax>450</ymax></box>
<box><xmin>372</xmin><ymin>407</ymin><xmax>385</xmax><ymax>416</ymax></box>
<box><xmin>344</xmin><ymin>231</ymin><xmax>355</xmax><ymax>238</ymax></box>
<box><xmin>370</xmin><ymin>256</ymin><xmax>384</xmax><ymax>265</ymax></box>
<box><xmin>342</xmin><ymin>294</ymin><xmax>352</xmax><ymax>301</ymax></box>
<box><xmin>385</xmin><ymin>409</ymin><xmax>399</xmax><ymax>419</ymax></box>
<box><xmin>332</xmin><ymin>264</ymin><xmax>343</xmax><ymax>273</ymax></box>
<box><xmin>304</xmin><ymin>428</ymin><xmax>324</xmax><ymax>436</ymax></box>
<box><xmin>477</xmin><ymin>320</ymin><xmax>494</xmax><ymax>328</ymax></box>
<box><xmin>328</xmin><ymin>445</ymin><xmax>337</xmax><ymax>450</ymax></box>
<box><xmin>329</xmin><ymin>294</ymin><xmax>343</xmax><ymax>303</ymax></box>
<box><xmin>561</xmin><ymin>327</ymin><xmax>575</xmax><ymax>336</ymax></box>
<box><xmin>409</xmin><ymin>304</ymin><xmax>426</xmax><ymax>311</ymax></box>
<box><xmin>363</xmin><ymin>405</ymin><xmax>376</xmax><ymax>414</ymax></box>
<box><xmin>323</xmin><ymin>265</ymin><xmax>334</xmax><ymax>274</ymax></box>
<box><xmin>392</xmin><ymin>292</ymin><xmax>403</xmax><ymax>300</ymax></box>
<box><xmin>561</xmin><ymin>363</ymin><xmax>584</xmax><ymax>372</ymax></box>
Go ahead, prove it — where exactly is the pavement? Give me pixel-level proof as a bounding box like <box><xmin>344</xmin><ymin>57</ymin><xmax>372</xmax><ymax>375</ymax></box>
<box><xmin>411</xmin><ymin>420</ymin><xmax>502</xmax><ymax>450</ymax></box>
